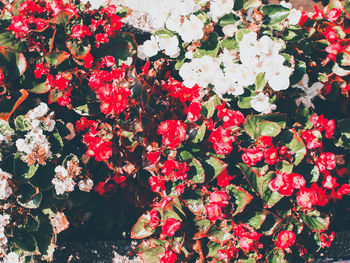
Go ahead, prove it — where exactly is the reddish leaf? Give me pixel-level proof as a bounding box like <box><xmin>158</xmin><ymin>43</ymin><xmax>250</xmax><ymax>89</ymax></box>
<box><xmin>0</xmin><ymin>89</ymin><xmax>28</xmax><ymax>122</ymax></box>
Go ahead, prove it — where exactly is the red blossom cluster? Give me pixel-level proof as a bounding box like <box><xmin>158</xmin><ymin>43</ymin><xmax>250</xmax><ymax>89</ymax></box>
<box><xmin>157</xmin><ymin>120</ymin><xmax>187</xmax><ymax>149</ymax></box>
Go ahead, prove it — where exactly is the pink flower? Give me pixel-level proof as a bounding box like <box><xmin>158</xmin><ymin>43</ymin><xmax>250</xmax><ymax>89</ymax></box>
<box><xmin>160</xmin><ymin>250</ymin><xmax>177</xmax><ymax>263</ymax></box>
<box><xmin>206</xmin><ymin>203</ymin><xmax>225</xmax><ymax>221</ymax></box>
<box><xmin>187</xmin><ymin>102</ymin><xmax>202</xmax><ymax>122</ymax></box>
<box><xmin>242</xmin><ymin>147</ymin><xmax>263</xmax><ymax>166</ymax></box>
<box><xmin>209</xmin><ymin>127</ymin><xmax>235</xmax><ymax>155</ymax></box>
<box><xmin>148</xmin><ymin>176</ymin><xmax>165</xmax><ymax>193</ymax></box>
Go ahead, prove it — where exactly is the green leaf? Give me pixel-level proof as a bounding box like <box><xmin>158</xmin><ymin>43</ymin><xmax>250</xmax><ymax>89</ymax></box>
<box><xmin>236</xmin><ymin>29</ymin><xmax>252</xmax><ymax>42</ymax></box>
<box><xmin>179</xmin><ymin>150</ymin><xmax>194</xmax><ymax>161</ymax></box>
<box><xmin>266</xmin><ymin>249</ymin><xmax>287</xmax><ymax>263</ymax></box>
<box><xmin>182</xmin><ymin>190</ymin><xmax>205</xmax><ymax>215</ymax></box>
<box><xmin>13</xmin><ymin>154</ymin><xmax>39</xmax><ymax>179</ymax></box>
<box><xmin>13</xmin><ymin>229</ymin><xmax>37</xmax><ymax>252</ymax></box>
<box><xmin>255</xmin><ymin>72</ymin><xmax>266</xmax><ymax>91</ymax></box>
<box><xmin>244</xmin><ymin>0</ymin><xmax>261</xmax><ymax>9</ymax></box>
<box><xmin>202</xmin><ymin>96</ymin><xmax>218</xmax><ymax>118</ymax></box>
<box><xmin>44</xmin><ymin>51</ymin><xmax>70</xmax><ymax>66</ymax></box>
<box><xmin>281</xmin><ymin>129</ymin><xmax>307</xmax><ymax>165</ymax></box>
<box><xmin>239</xmin><ymin>163</ymin><xmax>264</xmax><ymax>195</ymax></box>
<box><xmin>207</xmin><ymin>224</ymin><xmax>233</xmax><ymax>244</ymax></box>
<box><xmin>219</xmin><ymin>13</ymin><xmax>239</xmax><ymax>26</ymax></box>
<box><xmin>33</xmin><ymin>215</ymin><xmax>54</xmax><ymax>256</ymax></box>
<box><xmin>154</xmin><ymin>29</ymin><xmax>175</xmax><ymax>38</ymax></box>
<box><xmin>244</xmin><ymin>113</ymin><xmax>286</xmax><ymax>139</ymax></box>
<box><xmin>208</xmin><ymin>242</ymin><xmax>221</xmax><ymax>259</ymax></box>
<box><xmin>227</xmin><ymin>185</ymin><xmax>253</xmax><ymax>216</ymax></box>
<box><xmin>29</xmin><ymin>80</ymin><xmax>51</xmax><ymax>94</ymax></box>
<box><xmin>262</xmin><ymin>5</ymin><xmax>290</xmax><ymax>25</ymax></box>
<box><xmin>48</xmin><ymin>88</ymin><xmax>64</xmax><ymax>104</ymax></box>
<box><xmin>238</xmin><ymin>88</ymin><xmax>253</xmax><ymax>109</ymax></box>
<box><xmin>22</xmin><ymin>214</ymin><xmax>40</xmax><ymax>232</ymax></box>
<box><xmin>192</xmin><ymin>123</ymin><xmax>206</xmax><ymax>143</ymax></box>
<box><xmin>14</xmin><ymin>115</ymin><xmax>31</xmax><ymax>131</ymax></box>
<box><xmin>66</xmin><ymin>38</ymin><xmax>91</xmax><ymax>59</ymax></box>
<box><xmin>0</xmin><ymin>31</ymin><xmax>27</xmax><ymax>52</ymax></box>
<box><xmin>195</xmin><ymin>32</ymin><xmax>219</xmax><ymax>57</ymax></box>
<box><xmin>139</xmin><ymin>246</ymin><xmax>165</xmax><ymax>263</ymax></box>
<box><xmin>188</xmin><ymin>158</ymin><xmax>205</xmax><ymax>183</ymax></box>
<box><xmin>257</xmin><ymin>121</ymin><xmax>282</xmax><ymax>137</ymax></box>
<box><xmin>220</xmin><ymin>38</ymin><xmax>239</xmax><ymax>50</ymax></box>
<box><xmin>17</xmin><ymin>184</ymin><xmax>42</xmax><ymax>209</ymax></box>
<box><xmin>194</xmin><ymin>219</ymin><xmax>211</xmax><ymax>238</ymax></box>
<box><xmin>262</xmin><ymin>172</ymin><xmax>284</xmax><ymax>208</ymax></box>
<box><xmin>275</xmin><ymin>161</ymin><xmax>293</xmax><ymax>174</ymax></box>
<box><xmin>31</xmin><ymin>163</ymin><xmax>55</xmax><ymax>191</ymax></box>
<box><xmin>300</xmin><ymin>210</ymin><xmax>330</xmax><ymax>232</ymax></box>
<box><xmin>260</xmin><ymin>211</ymin><xmax>281</xmax><ymax>235</ymax></box>
<box><xmin>54</xmin><ymin>10</ymin><xmax>74</xmax><ymax>26</ymax></box>
<box><xmin>240</xmin><ymin>211</ymin><xmax>267</xmax><ymax>229</ymax></box>
<box><xmin>203</xmin><ymin>156</ymin><xmax>228</xmax><ymax>182</ymax></box>
<box><xmin>0</xmin><ymin>48</ymin><xmax>27</xmax><ymax>80</ymax></box>
<box><xmin>131</xmin><ymin>213</ymin><xmax>156</xmax><ymax>239</ymax></box>
<box><xmin>290</xmin><ymin>60</ymin><xmax>306</xmax><ymax>85</ymax></box>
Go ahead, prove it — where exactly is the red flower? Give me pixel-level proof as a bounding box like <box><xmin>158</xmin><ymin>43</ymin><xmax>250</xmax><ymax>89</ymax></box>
<box><xmin>8</xmin><ymin>16</ymin><xmax>29</xmax><ymax>38</ymax></box>
<box><xmin>57</xmin><ymin>91</ymin><xmax>72</xmax><ymax>106</ymax></box>
<box><xmin>175</xmin><ymin>162</ymin><xmax>189</xmax><ymax>180</ymax></box>
<box><xmin>94</xmin><ymin>141</ymin><xmax>113</xmax><ymax>162</ymax></box>
<box><xmin>256</xmin><ymin>136</ymin><xmax>273</xmax><ymax>148</ymax></box>
<box><xmin>264</xmin><ymin>146</ymin><xmax>278</xmax><ymax>165</ymax></box>
<box><xmin>147</xmin><ymin>152</ymin><xmax>161</xmax><ymax>165</ymax></box>
<box><xmin>187</xmin><ymin>102</ymin><xmax>202</xmax><ymax>122</ymax></box>
<box><xmin>217</xmin><ymin>103</ymin><xmax>245</xmax><ymax>128</ymax></box>
<box><xmin>206</xmin><ymin>203</ymin><xmax>225</xmax><ymax>221</ymax></box>
<box><xmin>162</xmin><ymin>160</ymin><xmax>179</xmax><ymax>177</ymax></box>
<box><xmin>95</xmin><ymin>182</ymin><xmax>106</xmax><ymax>195</ymax></box>
<box><xmin>113</xmin><ymin>175</ymin><xmax>126</xmax><ymax>184</ymax></box>
<box><xmin>316</xmin><ymin>152</ymin><xmax>336</xmax><ymax>172</ymax></box>
<box><xmin>299</xmin><ymin>12</ymin><xmax>309</xmax><ymax>26</ymax></box>
<box><xmin>291</xmin><ymin>173</ymin><xmax>306</xmax><ymax>189</ymax></box>
<box><xmin>218</xmin><ymin>247</ymin><xmax>239</xmax><ymax>261</ymax></box>
<box><xmin>239</xmin><ymin>237</ymin><xmax>254</xmax><ymax>251</ymax></box>
<box><xmin>322</xmin><ymin>174</ymin><xmax>339</xmax><ymax>189</ymax></box>
<box><xmin>325</xmin><ymin>42</ymin><xmax>342</xmax><ymax>61</ymax></box>
<box><xmin>312</xmin><ymin>5</ymin><xmax>325</xmax><ymax>19</ymax></box>
<box><xmin>95</xmin><ymin>33</ymin><xmax>109</xmax><ymax>48</ymax></box>
<box><xmin>162</xmin><ymin>77</ymin><xmax>200</xmax><ymax>102</ymax></box>
<box><xmin>34</xmin><ymin>63</ymin><xmax>49</xmax><ymax>79</ymax></box>
<box><xmin>275</xmin><ymin>231</ymin><xmax>296</xmax><ymax>249</ymax></box>
<box><xmin>162</xmin><ymin>218</ymin><xmax>181</xmax><ymax>236</ymax></box>
<box><xmin>101</xmin><ymin>55</ymin><xmax>116</xmax><ymax>68</ymax></box>
<box><xmin>327</xmin><ymin>8</ymin><xmax>342</xmax><ymax>22</ymax></box>
<box><xmin>175</xmin><ymin>184</ymin><xmax>185</xmax><ymax>194</ymax></box>
<box><xmin>84</xmin><ymin>53</ymin><xmax>94</xmax><ymax>68</ymax></box>
<box><xmin>269</xmin><ymin>172</ymin><xmax>294</xmax><ymax>196</ymax></box>
<box><xmin>296</xmin><ymin>187</ymin><xmax>318</xmax><ymax>209</ymax></box>
<box><xmin>149</xmin><ymin>209</ymin><xmax>159</xmax><ymax>228</ymax></box>
<box><xmin>149</xmin><ymin>176</ymin><xmax>165</xmax><ymax>193</ymax></box>
<box><xmin>320</xmin><ymin>232</ymin><xmax>335</xmax><ymax>248</ymax></box>
<box><xmin>158</xmin><ymin>120</ymin><xmax>187</xmax><ymax>149</ymax></box>
<box><xmin>76</xmin><ymin>117</ymin><xmax>89</xmax><ymax>133</ymax></box>
<box><xmin>71</xmin><ymin>24</ymin><xmax>92</xmax><ymax>38</ymax></box>
<box><xmin>324</xmin><ymin>28</ymin><xmax>339</xmax><ymax>43</ymax></box>
<box><xmin>55</xmin><ymin>74</ymin><xmax>69</xmax><ymax>91</ymax></box>
<box><xmin>160</xmin><ymin>250</ymin><xmax>177</xmax><ymax>263</ymax></box>
<box><xmin>209</xmin><ymin>191</ymin><xmax>229</xmax><ymax>207</ymax></box>
<box><xmin>209</xmin><ymin>127</ymin><xmax>235</xmax><ymax>155</ymax></box>
<box><xmin>301</xmin><ymin>130</ymin><xmax>322</xmax><ymax>149</ymax></box>
<box><xmin>217</xmin><ymin>169</ymin><xmax>235</xmax><ymax>187</ymax></box>
<box><xmin>242</xmin><ymin>147</ymin><xmax>263</xmax><ymax>166</ymax></box>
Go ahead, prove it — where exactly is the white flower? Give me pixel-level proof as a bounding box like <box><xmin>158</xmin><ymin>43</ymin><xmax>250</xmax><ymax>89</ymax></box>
<box><xmin>0</xmin><ymin>179</ymin><xmax>12</xmax><ymax>200</ymax></box>
<box><xmin>293</xmin><ymin>74</ymin><xmax>325</xmax><ymax>108</ymax></box>
<box><xmin>78</xmin><ymin>179</ymin><xmax>94</xmax><ymax>192</ymax></box>
<box><xmin>4</xmin><ymin>252</ymin><xmax>21</xmax><ymax>263</ymax></box>
<box><xmin>185</xmin><ymin>51</ymin><xmax>194</xmax><ymax>59</ymax></box>
<box><xmin>16</xmin><ymin>139</ymin><xmax>31</xmax><ymax>154</ymax></box>
<box><xmin>209</xmin><ymin>0</ymin><xmax>234</xmax><ymax>22</ymax></box>
<box><xmin>137</xmin><ymin>45</ymin><xmax>148</xmax><ymax>60</ymax></box>
<box><xmin>141</xmin><ymin>36</ymin><xmax>160</xmax><ymax>57</ymax></box>
<box><xmin>265</xmin><ymin>64</ymin><xmax>293</xmax><ymax>91</ymax></box>
<box><xmin>166</xmin><ymin>14</ymin><xmax>182</xmax><ymax>32</ymax></box>
<box><xmin>52</xmin><ymin>178</ymin><xmax>66</xmax><ymax>195</ymax></box>
<box><xmin>33</xmin><ymin>102</ymin><xmax>49</xmax><ymax>118</ymax></box>
<box><xmin>0</xmin><ymin>214</ymin><xmax>10</xmax><ymax>226</ymax></box>
<box><xmin>158</xmin><ymin>36</ymin><xmax>180</xmax><ymax>57</ymax></box>
<box><xmin>222</xmin><ymin>24</ymin><xmax>237</xmax><ymax>38</ymax></box>
<box><xmin>280</xmin><ymin>1</ymin><xmax>302</xmax><ymax>25</ymax></box>
<box><xmin>45</xmin><ymin>119</ymin><xmax>56</xmax><ymax>132</ymax></box>
<box><xmin>251</xmin><ymin>93</ymin><xmax>276</xmax><ymax>113</ymax></box>
<box><xmin>179</xmin><ymin>15</ymin><xmax>204</xmax><ymax>42</ymax></box>
<box><xmin>55</xmin><ymin>166</ymin><xmax>68</xmax><ymax>178</ymax></box>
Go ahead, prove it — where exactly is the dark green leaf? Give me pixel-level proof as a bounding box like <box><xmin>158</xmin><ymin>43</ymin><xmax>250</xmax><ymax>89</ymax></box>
<box><xmin>300</xmin><ymin>210</ymin><xmax>330</xmax><ymax>232</ymax></box>
<box><xmin>139</xmin><ymin>246</ymin><xmax>165</xmax><ymax>263</ymax></box>
<box><xmin>262</xmin><ymin>5</ymin><xmax>290</xmax><ymax>25</ymax></box>
<box><xmin>182</xmin><ymin>190</ymin><xmax>205</xmax><ymax>215</ymax></box>
<box><xmin>203</xmin><ymin>156</ymin><xmax>228</xmax><ymax>182</ymax></box>
<box><xmin>13</xmin><ymin>229</ymin><xmax>37</xmax><ymax>252</ymax></box>
<box><xmin>227</xmin><ymin>185</ymin><xmax>253</xmax><ymax>216</ymax></box>
<box><xmin>244</xmin><ymin>113</ymin><xmax>286</xmax><ymax>138</ymax></box>
<box><xmin>131</xmin><ymin>213</ymin><xmax>156</xmax><ymax>239</ymax></box>
<box><xmin>281</xmin><ymin>129</ymin><xmax>306</xmax><ymax>165</ymax></box>
<box><xmin>188</xmin><ymin>158</ymin><xmax>205</xmax><ymax>183</ymax></box>
<box><xmin>22</xmin><ymin>214</ymin><xmax>40</xmax><ymax>232</ymax></box>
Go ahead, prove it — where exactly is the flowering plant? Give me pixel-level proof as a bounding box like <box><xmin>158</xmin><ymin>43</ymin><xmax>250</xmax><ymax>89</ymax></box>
<box><xmin>0</xmin><ymin>0</ymin><xmax>349</xmax><ymax>262</ymax></box>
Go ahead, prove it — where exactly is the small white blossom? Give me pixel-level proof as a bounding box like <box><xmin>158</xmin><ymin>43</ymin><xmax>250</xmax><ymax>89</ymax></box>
<box><xmin>265</xmin><ymin>64</ymin><xmax>293</xmax><ymax>91</ymax></box>
<box><xmin>78</xmin><ymin>179</ymin><xmax>94</xmax><ymax>192</ymax></box>
<box><xmin>141</xmin><ymin>36</ymin><xmax>160</xmax><ymax>57</ymax></box>
<box><xmin>4</xmin><ymin>252</ymin><xmax>21</xmax><ymax>263</ymax></box>
<box><xmin>158</xmin><ymin>36</ymin><xmax>180</xmax><ymax>57</ymax></box>
<box><xmin>55</xmin><ymin>166</ymin><xmax>68</xmax><ymax>178</ymax></box>
<box><xmin>222</xmin><ymin>24</ymin><xmax>237</xmax><ymax>38</ymax></box>
<box><xmin>293</xmin><ymin>74</ymin><xmax>325</xmax><ymax>108</ymax></box>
